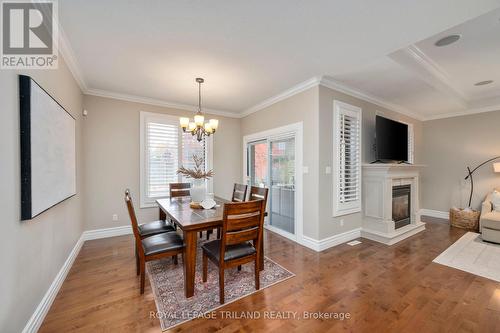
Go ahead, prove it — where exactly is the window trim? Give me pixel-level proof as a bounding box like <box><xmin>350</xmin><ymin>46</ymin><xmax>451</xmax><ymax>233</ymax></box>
<box><xmin>140</xmin><ymin>111</ymin><xmax>213</xmax><ymax>208</ymax></box>
<box><xmin>332</xmin><ymin>100</ymin><xmax>362</xmax><ymax>217</ymax></box>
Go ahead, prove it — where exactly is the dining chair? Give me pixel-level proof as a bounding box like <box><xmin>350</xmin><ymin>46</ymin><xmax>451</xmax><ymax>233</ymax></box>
<box><xmin>231</xmin><ymin>183</ymin><xmax>248</xmax><ymax>202</ymax></box>
<box><xmin>169</xmin><ymin>182</ymin><xmax>191</xmax><ymax>198</ymax></box>
<box><xmin>125</xmin><ymin>191</ymin><xmax>184</xmax><ymax>294</ymax></box>
<box><xmin>249</xmin><ymin>186</ymin><xmax>269</xmax><ymax>204</ymax></box>
<box><xmin>201</xmin><ymin>199</ymin><xmax>266</xmax><ymax>304</ymax></box>
<box><xmin>214</xmin><ymin>183</ymin><xmax>249</xmax><ymax>239</ymax></box>
<box><xmin>248</xmin><ymin>186</ymin><xmax>269</xmax><ymax>272</ymax></box>
<box><xmin>124</xmin><ymin>189</ymin><xmax>176</xmax><ymax>273</ymax></box>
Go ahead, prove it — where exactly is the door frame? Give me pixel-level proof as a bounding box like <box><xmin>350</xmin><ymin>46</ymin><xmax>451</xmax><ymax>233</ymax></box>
<box><xmin>242</xmin><ymin>122</ymin><xmax>303</xmax><ymax>244</ymax></box>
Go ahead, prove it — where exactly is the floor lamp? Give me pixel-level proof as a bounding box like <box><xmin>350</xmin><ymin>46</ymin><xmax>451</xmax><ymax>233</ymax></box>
<box><xmin>464</xmin><ymin>156</ymin><xmax>500</xmax><ymax>208</ymax></box>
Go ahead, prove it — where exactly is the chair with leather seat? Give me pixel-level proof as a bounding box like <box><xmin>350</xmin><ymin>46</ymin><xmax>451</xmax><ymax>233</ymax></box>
<box><xmin>214</xmin><ymin>183</ymin><xmax>249</xmax><ymax>239</ymax></box>
<box><xmin>231</xmin><ymin>183</ymin><xmax>248</xmax><ymax>202</ymax></box>
<box><xmin>248</xmin><ymin>186</ymin><xmax>269</xmax><ymax>271</ymax></box>
<box><xmin>201</xmin><ymin>199</ymin><xmax>266</xmax><ymax>304</ymax></box>
<box><xmin>125</xmin><ymin>191</ymin><xmax>184</xmax><ymax>294</ymax></box>
<box><xmin>124</xmin><ymin>190</ymin><xmax>176</xmax><ymax>274</ymax></box>
<box><xmin>126</xmin><ymin>189</ymin><xmax>175</xmax><ymax>237</ymax></box>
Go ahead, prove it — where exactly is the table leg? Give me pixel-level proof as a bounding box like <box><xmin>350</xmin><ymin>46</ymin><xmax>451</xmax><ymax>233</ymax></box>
<box><xmin>183</xmin><ymin>230</ymin><xmax>197</xmax><ymax>298</ymax></box>
<box><xmin>159</xmin><ymin>207</ymin><xmax>166</xmax><ymax>221</ymax></box>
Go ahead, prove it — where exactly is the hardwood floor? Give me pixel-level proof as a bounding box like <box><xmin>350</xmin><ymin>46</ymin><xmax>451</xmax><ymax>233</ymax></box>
<box><xmin>40</xmin><ymin>218</ymin><xmax>500</xmax><ymax>332</ymax></box>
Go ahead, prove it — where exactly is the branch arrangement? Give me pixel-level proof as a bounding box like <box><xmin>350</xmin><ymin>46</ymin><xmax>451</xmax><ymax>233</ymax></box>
<box><xmin>177</xmin><ymin>154</ymin><xmax>214</xmax><ymax>179</ymax></box>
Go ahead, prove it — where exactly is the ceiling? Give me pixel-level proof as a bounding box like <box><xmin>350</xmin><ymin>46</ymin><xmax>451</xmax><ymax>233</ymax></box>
<box><xmin>59</xmin><ymin>0</ymin><xmax>500</xmax><ymax>119</ymax></box>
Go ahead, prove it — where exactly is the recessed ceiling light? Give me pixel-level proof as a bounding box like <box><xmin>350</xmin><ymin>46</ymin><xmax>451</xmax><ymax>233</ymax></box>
<box><xmin>434</xmin><ymin>34</ymin><xmax>461</xmax><ymax>47</ymax></box>
<box><xmin>474</xmin><ymin>80</ymin><xmax>494</xmax><ymax>86</ymax></box>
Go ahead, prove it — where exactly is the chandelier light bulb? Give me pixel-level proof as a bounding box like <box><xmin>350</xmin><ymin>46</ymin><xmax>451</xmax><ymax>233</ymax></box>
<box><xmin>209</xmin><ymin>119</ymin><xmax>219</xmax><ymax>131</ymax></box>
<box><xmin>179</xmin><ymin>117</ymin><xmax>189</xmax><ymax>129</ymax></box>
<box><xmin>194</xmin><ymin>114</ymin><xmax>204</xmax><ymax>126</ymax></box>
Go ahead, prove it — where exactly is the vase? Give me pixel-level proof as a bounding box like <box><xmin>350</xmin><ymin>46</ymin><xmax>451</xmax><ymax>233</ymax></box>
<box><xmin>190</xmin><ymin>179</ymin><xmax>206</xmax><ymax>203</ymax></box>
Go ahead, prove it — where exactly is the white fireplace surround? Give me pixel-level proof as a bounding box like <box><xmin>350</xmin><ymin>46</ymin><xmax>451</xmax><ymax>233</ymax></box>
<box><xmin>361</xmin><ymin>164</ymin><xmax>426</xmax><ymax>245</ymax></box>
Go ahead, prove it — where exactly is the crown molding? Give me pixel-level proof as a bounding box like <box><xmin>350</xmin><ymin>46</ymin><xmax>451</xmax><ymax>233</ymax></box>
<box><xmin>85</xmin><ymin>88</ymin><xmax>240</xmax><ymax>118</ymax></box>
<box><xmin>240</xmin><ymin>76</ymin><xmax>322</xmax><ymax>117</ymax></box>
<box><xmin>390</xmin><ymin>45</ymin><xmax>468</xmax><ymax>107</ymax></box>
<box><xmin>58</xmin><ymin>25</ymin><xmax>88</xmax><ymax>92</ymax></box>
<box><xmin>58</xmin><ymin>28</ymin><xmax>498</xmax><ymax>123</ymax></box>
<box><xmin>319</xmin><ymin>77</ymin><xmax>425</xmax><ymax>121</ymax></box>
<box><xmin>422</xmin><ymin>103</ymin><xmax>500</xmax><ymax>121</ymax></box>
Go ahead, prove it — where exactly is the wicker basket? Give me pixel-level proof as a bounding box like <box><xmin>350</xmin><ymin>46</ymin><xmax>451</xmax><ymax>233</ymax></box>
<box><xmin>449</xmin><ymin>208</ymin><xmax>480</xmax><ymax>231</ymax></box>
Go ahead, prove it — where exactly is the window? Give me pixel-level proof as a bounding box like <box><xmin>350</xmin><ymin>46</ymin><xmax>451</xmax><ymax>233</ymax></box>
<box><xmin>332</xmin><ymin>100</ymin><xmax>362</xmax><ymax>217</ymax></box>
<box><xmin>140</xmin><ymin>112</ymin><xmax>212</xmax><ymax>207</ymax></box>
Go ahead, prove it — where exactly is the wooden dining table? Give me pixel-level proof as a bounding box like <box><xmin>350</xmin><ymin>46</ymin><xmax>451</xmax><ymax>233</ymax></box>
<box><xmin>156</xmin><ymin>196</ymin><xmax>265</xmax><ymax>298</ymax></box>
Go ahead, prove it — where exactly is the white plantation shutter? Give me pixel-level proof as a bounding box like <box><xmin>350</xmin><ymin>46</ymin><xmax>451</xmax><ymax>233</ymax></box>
<box><xmin>146</xmin><ymin>121</ymin><xmax>179</xmax><ymax>198</ymax></box>
<box><xmin>333</xmin><ymin>101</ymin><xmax>362</xmax><ymax>216</ymax></box>
<box><xmin>407</xmin><ymin>123</ymin><xmax>414</xmax><ymax>164</ymax></box>
<box><xmin>140</xmin><ymin>112</ymin><xmax>212</xmax><ymax>207</ymax></box>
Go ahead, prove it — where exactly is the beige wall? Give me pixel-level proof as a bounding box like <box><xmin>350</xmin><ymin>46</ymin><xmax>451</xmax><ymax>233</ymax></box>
<box><xmin>318</xmin><ymin>85</ymin><xmax>423</xmax><ymax>238</ymax></box>
<box><xmin>0</xmin><ymin>59</ymin><xmax>84</xmax><ymax>332</ymax></box>
<box><xmin>82</xmin><ymin>95</ymin><xmax>241</xmax><ymax>230</ymax></box>
<box><xmin>240</xmin><ymin>86</ymin><xmax>320</xmax><ymax>238</ymax></box>
<box><xmin>240</xmin><ymin>85</ymin><xmax>423</xmax><ymax>240</ymax></box>
<box><xmin>421</xmin><ymin>110</ymin><xmax>500</xmax><ymax>211</ymax></box>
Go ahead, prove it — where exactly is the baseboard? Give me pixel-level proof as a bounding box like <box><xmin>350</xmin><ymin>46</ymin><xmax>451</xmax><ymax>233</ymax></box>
<box><xmin>22</xmin><ymin>234</ymin><xmax>85</xmax><ymax>333</ymax></box>
<box><xmin>419</xmin><ymin>209</ymin><xmax>449</xmax><ymax>220</ymax></box>
<box><xmin>22</xmin><ymin>225</ymin><xmax>133</xmax><ymax>332</ymax></box>
<box><xmin>82</xmin><ymin>225</ymin><xmax>132</xmax><ymax>240</ymax></box>
<box><xmin>300</xmin><ymin>228</ymin><xmax>362</xmax><ymax>252</ymax></box>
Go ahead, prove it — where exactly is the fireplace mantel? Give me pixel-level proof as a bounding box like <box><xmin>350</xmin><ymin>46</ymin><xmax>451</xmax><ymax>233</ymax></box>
<box><xmin>361</xmin><ymin>163</ymin><xmax>426</xmax><ymax>245</ymax></box>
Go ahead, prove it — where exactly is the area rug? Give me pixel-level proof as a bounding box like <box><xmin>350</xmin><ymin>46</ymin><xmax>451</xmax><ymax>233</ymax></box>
<box><xmin>433</xmin><ymin>232</ymin><xmax>500</xmax><ymax>282</ymax></box>
<box><xmin>146</xmin><ymin>238</ymin><xmax>295</xmax><ymax>331</ymax></box>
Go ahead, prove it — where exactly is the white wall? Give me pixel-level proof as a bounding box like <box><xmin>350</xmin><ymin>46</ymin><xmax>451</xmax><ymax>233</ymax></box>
<box><xmin>0</xmin><ymin>59</ymin><xmax>84</xmax><ymax>332</ymax></box>
<box><xmin>82</xmin><ymin>95</ymin><xmax>242</xmax><ymax>231</ymax></box>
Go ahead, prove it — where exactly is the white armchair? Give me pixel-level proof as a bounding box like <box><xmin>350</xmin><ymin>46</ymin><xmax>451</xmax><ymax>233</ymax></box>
<box><xmin>480</xmin><ymin>188</ymin><xmax>500</xmax><ymax>244</ymax></box>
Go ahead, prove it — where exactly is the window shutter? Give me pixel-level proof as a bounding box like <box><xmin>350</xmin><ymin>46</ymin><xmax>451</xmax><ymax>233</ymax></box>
<box><xmin>146</xmin><ymin>121</ymin><xmax>179</xmax><ymax>198</ymax></box>
<box><xmin>333</xmin><ymin>101</ymin><xmax>362</xmax><ymax>216</ymax></box>
<box><xmin>140</xmin><ymin>112</ymin><xmax>213</xmax><ymax>207</ymax></box>
<box><xmin>407</xmin><ymin>123</ymin><xmax>414</xmax><ymax>164</ymax></box>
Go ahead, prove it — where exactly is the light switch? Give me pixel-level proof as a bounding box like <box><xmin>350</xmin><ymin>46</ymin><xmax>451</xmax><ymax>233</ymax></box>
<box><xmin>303</xmin><ymin>166</ymin><xmax>309</xmax><ymax>174</ymax></box>
<box><xmin>325</xmin><ymin>166</ymin><xmax>332</xmax><ymax>174</ymax></box>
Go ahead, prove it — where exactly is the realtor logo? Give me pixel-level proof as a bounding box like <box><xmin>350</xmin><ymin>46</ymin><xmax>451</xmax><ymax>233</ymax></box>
<box><xmin>1</xmin><ymin>0</ymin><xmax>58</xmax><ymax>69</ymax></box>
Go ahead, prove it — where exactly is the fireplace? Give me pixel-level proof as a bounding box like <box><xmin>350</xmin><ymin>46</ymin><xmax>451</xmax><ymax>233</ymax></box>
<box><xmin>392</xmin><ymin>185</ymin><xmax>411</xmax><ymax>229</ymax></box>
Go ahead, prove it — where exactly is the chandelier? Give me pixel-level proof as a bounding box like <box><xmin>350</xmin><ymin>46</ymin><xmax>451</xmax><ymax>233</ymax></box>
<box><xmin>179</xmin><ymin>78</ymin><xmax>218</xmax><ymax>142</ymax></box>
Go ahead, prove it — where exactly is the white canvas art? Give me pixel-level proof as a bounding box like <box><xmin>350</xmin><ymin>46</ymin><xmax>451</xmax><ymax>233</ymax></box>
<box><xmin>20</xmin><ymin>76</ymin><xmax>76</xmax><ymax>219</ymax></box>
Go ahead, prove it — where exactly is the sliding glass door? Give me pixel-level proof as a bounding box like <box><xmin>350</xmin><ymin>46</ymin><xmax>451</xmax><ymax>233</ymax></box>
<box><xmin>247</xmin><ymin>135</ymin><xmax>296</xmax><ymax>237</ymax></box>
<box><xmin>269</xmin><ymin>136</ymin><xmax>295</xmax><ymax>234</ymax></box>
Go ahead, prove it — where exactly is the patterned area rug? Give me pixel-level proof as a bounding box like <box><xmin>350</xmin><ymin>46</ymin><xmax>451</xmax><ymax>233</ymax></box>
<box><xmin>146</xmin><ymin>237</ymin><xmax>295</xmax><ymax>331</ymax></box>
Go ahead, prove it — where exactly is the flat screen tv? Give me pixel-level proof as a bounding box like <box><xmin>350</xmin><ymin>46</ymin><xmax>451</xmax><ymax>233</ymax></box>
<box><xmin>375</xmin><ymin>115</ymin><xmax>408</xmax><ymax>163</ymax></box>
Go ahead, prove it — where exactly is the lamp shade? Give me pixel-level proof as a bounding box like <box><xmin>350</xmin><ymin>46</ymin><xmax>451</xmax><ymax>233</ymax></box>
<box><xmin>494</xmin><ymin>162</ymin><xmax>500</xmax><ymax>173</ymax></box>
<box><xmin>179</xmin><ymin>117</ymin><xmax>189</xmax><ymax>128</ymax></box>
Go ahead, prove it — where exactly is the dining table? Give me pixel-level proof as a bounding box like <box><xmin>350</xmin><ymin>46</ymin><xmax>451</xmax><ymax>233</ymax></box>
<box><xmin>156</xmin><ymin>196</ymin><xmax>265</xmax><ymax>298</ymax></box>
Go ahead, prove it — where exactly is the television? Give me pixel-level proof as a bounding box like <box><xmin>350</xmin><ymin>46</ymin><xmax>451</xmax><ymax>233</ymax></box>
<box><xmin>375</xmin><ymin>115</ymin><xmax>408</xmax><ymax>163</ymax></box>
